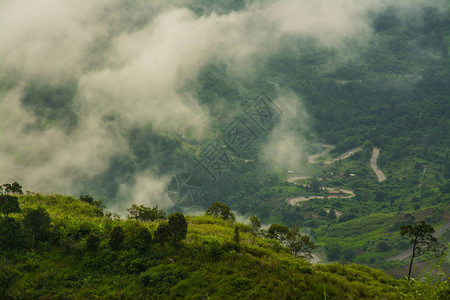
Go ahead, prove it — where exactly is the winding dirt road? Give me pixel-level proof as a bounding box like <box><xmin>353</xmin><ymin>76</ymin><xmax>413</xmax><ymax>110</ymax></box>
<box><xmin>287</xmin><ymin>187</ymin><xmax>355</xmax><ymax>205</ymax></box>
<box><xmin>369</xmin><ymin>147</ymin><xmax>386</xmax><ymax>182</ymax></box>
<box><xmin>308</xmin><ymin>144</ymin><xmax>335</xmax><ymax>163</ymax></box>
<box><xmin>388</xmin><ymin>222</ymin><xmax>450</xmax><ymax>261</ymax></box>
<box><xmin>323</xmin><ymin>146</ymin><xmax>362</xmax><ymax>164</ymax></box>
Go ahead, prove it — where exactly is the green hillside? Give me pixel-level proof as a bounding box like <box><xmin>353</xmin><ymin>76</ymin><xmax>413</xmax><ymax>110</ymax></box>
<box><xmin>0</xmin><ymin>194</ymin><xmax>448</xmax><ymax>299</ymax></box>
<box><xmin>1</xmin><ymin>1</ymin><xmax>450</xmax><ymax>297</ymax></box>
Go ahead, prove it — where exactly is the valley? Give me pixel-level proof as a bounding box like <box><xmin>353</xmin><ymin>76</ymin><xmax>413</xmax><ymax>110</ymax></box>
<box><xmin>0</xmin><ymin>0</ymin><xmax>449</xmax><ymax>297</ymax></box>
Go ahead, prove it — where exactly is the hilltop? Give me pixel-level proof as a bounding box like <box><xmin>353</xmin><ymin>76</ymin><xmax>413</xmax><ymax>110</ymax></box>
<box><xmin>1</xmin><ymin>194</ymin><xmax>447</xmax><ymax>299</ymax></box>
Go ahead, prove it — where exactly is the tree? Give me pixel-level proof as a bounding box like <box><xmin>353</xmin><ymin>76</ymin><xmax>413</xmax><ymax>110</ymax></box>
<box><xmin>85</xmin><ymin>233</ymin><xmax>100</xmax><ymax>252</ymax></box>
<box><xmin>80</xmin><ymin>194</ymin><xmax>94</xmax><ymax>205</ymax></box>
<box><xmin>11</xmin><ymin>182</ymin><xmax>23</xmax><ymax>195</ymax></box>
<box><xmin>23</xmin><ymin>207</ymin><xmax>51</xmax><ymax>248</ymax></box>
<box><xmin>288</xmin><ymin>225</ymin><xmax>317</xmax><ymax>259</ymax></box>
<box><xmin>154</xmin><ymin>222</ymin><xmax>172</xmax><ymax>244</ymax></box>
<box><xmin>108</xmin><ymin>226</ymin><xmax>124</xmax><ymax>250</ymax></box>
<box><xmin>249</xmin><ymin>215</ymin><xmax>261</xmax><ymax>235</ymax></box>
<box><xmin>127</xmin><ymin>204</ymin><xmax>166</xmax><ymax>221</ymax></box>
<box><xmin>168</xmin><ymin>212</ymin><xmax>188</xmax><ymax>245</ymax></box>
<box><xmin>400</xmin><ymin>221</ymin><xmax>446</xmax><ymax>279</ymax></box>
<box><xmin>309</xmin><ymin>178</ymin><xmax>321</xmax><ymax>193</ymax></box>
<box><xmin>1</xmin><ymin>182</ymin><xmax>23</xmax><ymax>195</ymax></box>
<box><xmin>205</xmin><ymin>202</ymin><xmax>235</xmax><ymax>221</ymax></box>
<box><xmin>0</xmin><ymin>195</ymin><xmax>21</xmax><ymax>223</ymax></box>
<box><xmin>80</xmin><ymin>195</ymin><xmax>104</xmax><ymax>212</ymax></box>
<box><xmin>268</xmin><ymin>224</ymin><xmax>290</xmax><ymax>243</ymax></box>
<box><xmin>124</xmin><ymin>222</ymin><xmax>152</xmax><ymax>251</ymax></box>
<box><xmin>0</xmin><ymin>218</ymin><xmax>25</xmax><ymax>250</ymax></box>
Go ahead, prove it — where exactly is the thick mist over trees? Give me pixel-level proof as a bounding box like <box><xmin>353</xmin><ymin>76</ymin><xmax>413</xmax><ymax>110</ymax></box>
<box><xmin>0</xmin><ymin>0</ymin><xmax>448</xmax><ymax>216</ymax></box>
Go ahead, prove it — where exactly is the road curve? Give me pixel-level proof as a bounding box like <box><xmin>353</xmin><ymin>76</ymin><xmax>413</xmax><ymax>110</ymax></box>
<box><xmin>388</xmin><ymin>222</ymin><xmax>450</xmax><ymax>261</ymax></box>
<box><xmin>308</xmin><ymin>144</ymin><xmax>335</xmax><ymax>163</ymax></box>
<box><xmin>323</xmin><ymin>146</ymin><xmax>362</xmax><ymax>164</ymax></box>
<box><xmin>370</xmin><ymin>147</ymin><xmax>386</xmax><ymax>182</ymax></box>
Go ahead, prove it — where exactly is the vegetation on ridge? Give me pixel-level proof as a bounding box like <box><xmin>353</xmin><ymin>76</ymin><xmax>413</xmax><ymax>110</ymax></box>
<box><xmin>0</xmin><ymin>193</ymin><xmax>448</xmax><ymax>299</ymax></box>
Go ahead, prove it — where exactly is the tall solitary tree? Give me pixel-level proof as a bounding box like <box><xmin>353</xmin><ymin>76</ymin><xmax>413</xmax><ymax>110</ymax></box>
<box><xmin>400</xmin><ymin>221</ymin><xmax>446</xmax><ymax>279</ymax></box>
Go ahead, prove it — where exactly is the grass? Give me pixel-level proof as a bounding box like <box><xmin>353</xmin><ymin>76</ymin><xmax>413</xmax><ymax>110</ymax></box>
<box><xmin>0</xmin><ymin>194</ymin><xmax>447</xmax><ymax>298</ymax></box>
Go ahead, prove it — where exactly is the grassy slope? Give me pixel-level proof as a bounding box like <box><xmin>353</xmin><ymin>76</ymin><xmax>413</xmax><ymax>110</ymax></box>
<box><xmin>1</xmin><ymin>194</ymin><xmax>446</xmax><ymax>299</ymax></box>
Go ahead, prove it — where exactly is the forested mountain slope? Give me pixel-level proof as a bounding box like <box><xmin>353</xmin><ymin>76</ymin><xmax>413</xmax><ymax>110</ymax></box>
<box><xmin>0</xmin><ymin>194</ymin><xmax>447</xmax><ymax>299</ymax></box>
<box><xmin>0</xmin><ymin>0</ymin><xmax>449</xmax><ymax>281</ymax></box>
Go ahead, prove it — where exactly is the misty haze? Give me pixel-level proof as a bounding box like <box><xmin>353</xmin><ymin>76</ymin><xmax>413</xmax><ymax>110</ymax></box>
<box><xmin>0</xmin><ymin>0</ymin><xmax>449</xmax><ymax>298</ymax></box>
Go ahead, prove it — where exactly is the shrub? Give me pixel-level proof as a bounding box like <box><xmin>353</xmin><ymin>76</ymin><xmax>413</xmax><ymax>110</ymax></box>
<box><xmin>85</xmin><ymin>233</ymin><xmax>100</xmax><ymax>252</ymax></box>
<box><xmin>154</xmin><ymin>222</ymin><xmax>171</xmax><ymax>244</ymax></box>
<box><xmin>125</xmin><ymin>222</ymin><xmax>152</xmax><ymax>251</ymax></box>
<box><xmin>108</xmin><ymin>226</ymin><xmax>124</xmax><ymax>250</ymax></box>
<box><xmin>168</xmin><ymin>212</ymin><xmax>188</xmax><ymax>245</ymax></box>
<box><xmin>0</xmin><ymin>195</ymin><xmax>21</xmax><ymax>220</ymax></box>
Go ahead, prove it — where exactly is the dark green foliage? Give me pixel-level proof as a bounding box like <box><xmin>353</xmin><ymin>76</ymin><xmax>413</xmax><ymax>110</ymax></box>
<box><xmin>309</xmin><ymin>178</ymin><xmax>321</xmax><ymax>193</ymax></box>
<box><xmin>139</xmin><ymin>264</ymin><xmax>188</xmax><ymax>290</ymax></box>
<box><xmin>154</xmin><ymin>222</ymin><xmax>172</xmax><ymax>244</ymax></box>
<box><xmin>326</xmin><ymin>243</ymin><xmax>342</xmax><ymax>261</ymax></box>
<box><xmin>80</xmin><ymin>194</ymin><xmax>94</xmax><ymax>204</ymax></box>
<box><xmin>108</xmin><ymin>226</ymin><xmax>124</xmax><ymax>250</ymax></box>
<box><xmin>23</xmin><ymin>207</ymin><xmax>51</xmax><ymax>248</ymax></box>
<box><xmin>80</xmin><ymin>195</ymin><xmax>104</xmax><ymax>212</ymax></box>
<box><xmin>154</xmin><ymin>213</ymin><xmax>188</xmax><ymax>246</ymax></box>
<box><xmin>328</xmin><ymin>209</ymin><xmax>337</xmax><ymax>220</ymax></box>
<box><xmin>362</xmin><ymin>140</ymin><xmax>374</xmax><ymax>160</ymax></box>
<box><xmin>127</xmin><ymin>204</ymin><xmax>166</xmax><ymax>221</ymax></box>
<box><xmin>125</xmin><ymin>222</ymin><xmax>152</xmax><ymax>251</ymax></box>
<box><xmin>206</xmin><ymin>202</ymin><xmax>235</xmax><ymax>221</ymax></box>
<box><xmin>1</xmin><ymin>182</ymin><xmax>23</xmax><ymax>195</ymax></box>
<box><xmin>268</xmin><ymin>224</ymin><xmax>290</xmax><ymax>243</ymax></box>
<box><xmin>85</xmin><ymin>233</ymin><xmax>100</xmax><ymax>252</ymax></box>
<box><xmin>168</xmin><ymin>212</ymin><xmax>188</xmax><ymax>245</ymax></box>
<box><xmin>0</xmin><ymin>218</ymin><xmax>25</xmax><ymax>250</ymax></box>
<box><xmin>0</xmin><ymin>195</ymin><xmax>21</xmax><ymax>220</ymax></box>
<box><xmin>0</xmin><ymin>258</ymin><xmax>19</xmax><ymax>295</ymax></box>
